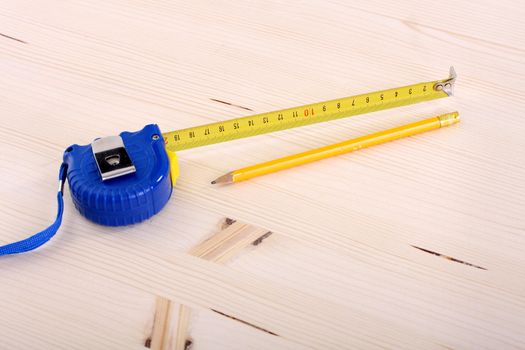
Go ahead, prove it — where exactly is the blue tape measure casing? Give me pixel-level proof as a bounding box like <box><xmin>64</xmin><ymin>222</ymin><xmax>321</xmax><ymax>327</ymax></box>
<box><xmin>63</xmin><ymin>124</ymin><xmax>172</xmax><ymax>226</ymax></box>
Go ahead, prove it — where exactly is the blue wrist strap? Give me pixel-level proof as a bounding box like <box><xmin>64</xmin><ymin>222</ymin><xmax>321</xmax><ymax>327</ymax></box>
<box><xmin>0</xmin><ymin>163</ymin><xmax>67</xmax><ymax>256</ymax></box>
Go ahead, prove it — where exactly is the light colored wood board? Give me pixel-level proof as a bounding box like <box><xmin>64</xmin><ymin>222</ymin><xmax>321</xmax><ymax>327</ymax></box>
<box><xmin>0</xmin><ymin>231</ymin><xmax>444</xmax><ymax>349</ymax></box>
<box><xmin>3</xmin><ymin>194</ymin><xmax>522</xmax><ymax>350</ymax></box>
<box><xmin>230</xmin><ymin>233</ymin><xmax>525</xmax><ymax>349</ymax></box>
<box><xmin>0</xmin><ymin>0</ymin><xmax>523</xmax><ymax>270</ymax></box>
<box><xmin>0</xmin><ymin>0</ymin><xmax>524</xmax><ymax>348</ymax></box>
<box><xmin>156</xmin><ymin>220</ymin><xmax>270</xmax><ymax>349</ymax></box>
<box><xmin>0</xmin><ymin>254</ymin><xmax>156</xmax><ymax>349</ymax></box>
<box><xmin>117</xmin><ymin>218</ymin><xmax>259</xmax><ymax>349</ymax></box>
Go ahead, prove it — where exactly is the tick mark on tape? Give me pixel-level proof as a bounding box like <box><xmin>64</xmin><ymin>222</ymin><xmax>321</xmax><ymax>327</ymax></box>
<box><xmin>210</xmin><ymin>98</ymin><xmax>253</xmax><ymax>111</ymax></box>
<box><xmin>0</xmin><ymin>33</ymin><xmax>27</xmax><ymax>44</ymax></box>
<box><xmin>411</xmin><ymin>245</ymin><xmax>487</xmax><ymax>270</ymax></box>
<box><xmin>211</xmin><ymin>309</ymin><xmax>278</xmax><ymax>336</ymax></box>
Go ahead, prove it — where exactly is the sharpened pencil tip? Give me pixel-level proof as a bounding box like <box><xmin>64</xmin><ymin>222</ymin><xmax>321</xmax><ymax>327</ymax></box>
<box><xmin>211</xmin><ymin>172</ymin><xmax>234</xmax><ymax>185</ymax></box>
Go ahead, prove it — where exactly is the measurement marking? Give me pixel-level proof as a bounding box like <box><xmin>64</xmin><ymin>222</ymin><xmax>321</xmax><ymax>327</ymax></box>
<box><xmin>211</xmin><ymin>309</ymin><xmax>279</xmax><ymax>336</ymax></box>
<box><xmin>210</xmin><ymin>98</ymin><xmax>253</xmax><ymax>111</ymax></box>
<box><xmin>411</xmin><ymin>245</ymin><xmax>487</xmax><ymax>270</ymax></box>
<box><xmin>164</xmin><ymin>69</ymin><xmax>456</xmax><ymax>152</ymax></box>
<box><xmin>0</xmin><ymin>33</ymin><xmax>27</xmax><ymax>44</ymax></box>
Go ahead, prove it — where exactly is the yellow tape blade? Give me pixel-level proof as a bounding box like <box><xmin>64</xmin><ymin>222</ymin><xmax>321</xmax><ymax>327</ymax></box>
<box><xmin>163</xmin><ymin>71</ymin><xmax>454</xmax><ymax>152</ymax></box>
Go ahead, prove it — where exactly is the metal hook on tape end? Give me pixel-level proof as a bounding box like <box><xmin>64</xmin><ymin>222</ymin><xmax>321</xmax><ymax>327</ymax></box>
<box><xmin>433</xmin><ymin>66</ymin><xmax>457</xmax><ymax>96</ymax></box>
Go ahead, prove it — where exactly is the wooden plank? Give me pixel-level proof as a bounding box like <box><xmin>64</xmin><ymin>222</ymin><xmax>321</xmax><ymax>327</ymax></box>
<box><xmin>147</xmin><ymin>219</ymin><xmax>271</xmax><ymax>349</ymax></box>
<box><xmin>0</xmin><ymin>0</ymin><xmax>524</xmax><ymax>348</ymax></box>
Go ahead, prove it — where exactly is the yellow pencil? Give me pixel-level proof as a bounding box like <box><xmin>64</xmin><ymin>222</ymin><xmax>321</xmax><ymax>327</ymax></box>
<box><xmin>211</xmin><ymin>112</ymin><xmax>460</xmax><ymax>185</ymax></box>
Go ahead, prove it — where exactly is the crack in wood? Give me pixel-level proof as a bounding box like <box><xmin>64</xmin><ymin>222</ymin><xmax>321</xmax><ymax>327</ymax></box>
<box><xmin>144</xmin><ymin>337</ymin><xmax>152</xmax><ymax>348</ymax></box>
<box><xmin>0</xmin><ymin>33</ymin><xmax>27</xmax><ymax>44</ymax></box>
<box><xmin>252</xmin><ymin>231</ymin><xmax>272</xmax><ymax>246</ymax></box>
<box><xmin>211</xmin><ymin>309</ymin><xmax>279</xmax><ymax>336</ymax></box>
<box><xmin>222</xmin><ymin>217</ymin><xmax>237</xmax><ymax>229</ymax></box>
<box><xmin>411</xmin><ymin>245</ymin><xmax>487</xmax><ymax>270</ymax></box>
<box><xmin>210</xmin><ymin>98</ymin><xmax>253</xmax><ymax>111</ymax></box>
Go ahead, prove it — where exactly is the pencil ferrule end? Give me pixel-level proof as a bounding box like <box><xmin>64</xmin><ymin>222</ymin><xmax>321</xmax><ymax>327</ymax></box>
<box><xmin>438</xmin><ymin>112</ymin><xmax>460</xmax><ymax>127</ymax></box>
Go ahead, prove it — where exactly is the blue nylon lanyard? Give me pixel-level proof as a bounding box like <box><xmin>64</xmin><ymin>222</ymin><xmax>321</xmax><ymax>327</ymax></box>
<box><xmin>0</xmin><ymin>163</ymin><xmax>67</xmax><ymax>256</ymax></box>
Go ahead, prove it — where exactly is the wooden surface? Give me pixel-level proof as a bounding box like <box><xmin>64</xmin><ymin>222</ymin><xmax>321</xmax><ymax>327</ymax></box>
<box><xmin>1</xmin><ymin>0</ymin><xmax>524</xmax><ymax>349</ymax></box>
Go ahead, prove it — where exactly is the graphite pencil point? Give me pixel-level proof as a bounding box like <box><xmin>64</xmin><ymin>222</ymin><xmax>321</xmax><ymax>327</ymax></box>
<box><xmin>211</xmin><ymin>172</ymin><xmax>234</xmax><ymax>185</ymax></box>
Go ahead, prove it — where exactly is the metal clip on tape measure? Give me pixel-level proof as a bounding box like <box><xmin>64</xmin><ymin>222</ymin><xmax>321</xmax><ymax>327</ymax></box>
<box><xmin>0</xmin><ymin>68</ymin><xmax>456</xmax><ymax>256</ymax></box>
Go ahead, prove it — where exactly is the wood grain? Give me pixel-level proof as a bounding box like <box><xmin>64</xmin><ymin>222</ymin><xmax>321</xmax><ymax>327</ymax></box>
<box><xmin>0</xmin><ymin>0</ymin><xmax>524</xmax><ymax>349</ymax></box>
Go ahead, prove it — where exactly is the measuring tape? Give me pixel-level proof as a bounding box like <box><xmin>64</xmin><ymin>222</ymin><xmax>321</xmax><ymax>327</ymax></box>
<box><xmin>164</xmin><ymin>67</ymin><xmax>456</xmax><ymax>151</ymax></box>
<box><xmin>0</xmin><ymin>68</ymin><xmax>456</xmax><ymax>256</ymax></box>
